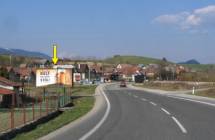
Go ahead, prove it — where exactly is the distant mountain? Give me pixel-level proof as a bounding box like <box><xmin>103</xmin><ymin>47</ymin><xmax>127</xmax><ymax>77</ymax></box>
<box><xmin>178</xmin><ymin>59</ymin><xmax>200</xmax><ymax>64</ymax></box>
<box><xmin>0</xmin><ymin>47</ymin><xmax>51</xmax><ymax>59</ymax></box>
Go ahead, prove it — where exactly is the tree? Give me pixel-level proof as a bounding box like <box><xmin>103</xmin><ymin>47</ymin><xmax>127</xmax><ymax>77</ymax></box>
<box><xmin>162</xmin><ymin>57</ymin><xmax>167</xmax><ymax>62</ymax></box>
<box><xmin>44</xmin><ymin>60</ymin><xmax>51</xmax><ymax>67</ymax></box>
<box><xmin>0</xmin><ymin>67</ymin><xmax>9</xmax><ymax>79</ymax></box>
<box><xmin>114</xmin><ymin>55</ymin><xmax>120</xmax><ymax>58</ymax></box>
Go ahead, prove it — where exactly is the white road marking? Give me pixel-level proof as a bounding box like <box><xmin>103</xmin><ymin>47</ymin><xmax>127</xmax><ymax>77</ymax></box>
<box><xmin>134</xmin><ymin>95</ymin><xmax>138</xmax><ymax>98</ymax></box>
<box><xmin>161</xmin><ymin>108</ymin><xmax>171</xmax><ymax>115</ymax></box>
<box><xmin>150</xmin><ymin>101</ymin><xmax>157</xmax><ymax>106</ymax></box>
<box><xmin>141</xmin><ymin>98</ymin><xmax>147</xmax><ymax>101</ymax></box>
<box><xmin>79</xmin><ymin>86</ymin><xmax>111</xmax><ymax>140</ymax></box>
<box><xmin>172</xmin><ymin>116</ymin><xmax>187</xmax><ymax>134</ymax></box>
<box><xmin>167</xmin><ymin>95</ymin><xmax>215</xmax><ymax>107</ymax></box>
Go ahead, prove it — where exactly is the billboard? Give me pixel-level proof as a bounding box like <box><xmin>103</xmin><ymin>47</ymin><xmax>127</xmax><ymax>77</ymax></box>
<box><xmin>57</xmin><ymin>69</ymin><xmax>73</xmax><ymax>86</ymax></box>
<box><xmin>36</xmin><ymin>69</ymin><xmax>57</xmax><ymax>87</ymax></box>
<box><xmin>36</xmin><ymin>68</ymin><xmax>73</xmax><ymax>87</ymax></box>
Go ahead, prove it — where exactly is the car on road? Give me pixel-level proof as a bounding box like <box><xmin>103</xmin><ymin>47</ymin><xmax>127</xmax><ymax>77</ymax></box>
<box><xmin>120</xmin><ymin>80</ymin><xmax>127</xmax><ymax>87</ymax></box>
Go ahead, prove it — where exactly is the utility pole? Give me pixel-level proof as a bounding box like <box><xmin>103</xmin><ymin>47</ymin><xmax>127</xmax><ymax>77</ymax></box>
<box><xmin>88</xmin><ymin>67</ymin><xmax>91</xmax><ymax>83</ymax></box>
<box><xmin>172</xmin><ymin>69</ymin><xmax>175</xmax><ymax>80</ymax></box>
<box><xmin>10</xmin><ymin>55</ymin><xmax>12</xmax><ymax>65</ymax></box>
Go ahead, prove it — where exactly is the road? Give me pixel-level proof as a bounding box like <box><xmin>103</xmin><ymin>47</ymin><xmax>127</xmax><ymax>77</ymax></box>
<box><xmin>42</xmin><ymin>84</ymin><xmax>215</xmax><ymax>140</ymax></box>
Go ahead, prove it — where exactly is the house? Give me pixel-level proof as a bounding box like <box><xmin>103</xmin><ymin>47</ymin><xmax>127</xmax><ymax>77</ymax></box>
<box><xmin>79</xmin><ymin>64</ymin><xmax>89</xmax><ymax>80</ymax></box>
<box><xmin>116</xmin><ymin>64</ymin><xmax>132</xmax><ymax>69</ymax></box>
<box><xmin>144</xmin><ymin>64</ymin><xmax>160</xmax><ymax>79</ymax></box>
<box><xmin>138</xmin><ymin>64</ymin><xmax>146</xmax><ymax>69</ymax></box>
<box><xmin>89</xmin><ymin>64</ymin><xmax>103</xmax><ymax>81</ymax></box>
<box><xmin>8</xmin><ymin>67</ymin><xmax>21</xmax><ymax>82</ymax></box>
<box><xmin>0</xmin><ymin>88</ymin><xmax>15</xmax><ymax>107</ymax></box>
<box><xmin>116</xmin><ymin>64</ymin><xmax>142</xmax><ymax>81</ymax></box>
<box><xmin>11</xmin><ymin>67</ymin><xmax>36</xmax><ymax>83</ymax></box>
<box><xmin>176</xmin><ymin>65</ymin><xmax>186</xmax><ymax>75</ymax></box>
<box><xmin>102</xmin><ymin>66</ymin><xmax>116</xmax><ymax>82</ymax></box>
<box><xmin>19</xmin><ymin>63</ymin><xmax>27</xmax><ymax>68</ymax></box>
<box><xmin>0</xmin><ymin>76</ymin><xmax>22</xmax><ymax>107</ymax></box>
<box><xmin>73</xmin><ymin>64</ymin><xmax>89</xmax><ymax>83</ymax></box>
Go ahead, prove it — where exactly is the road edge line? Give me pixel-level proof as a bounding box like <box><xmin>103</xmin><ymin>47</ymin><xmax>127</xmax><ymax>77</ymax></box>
<box><xmin>168</xmin><ymin>96</ymin><xmax>215</xmax><ymax>107</ymax></box>
<box><xmin>149</xmin><ymin>101</ymin><xmax>157</xmax><ymax>106</ymax></box>
<box><xmin>161</xmin><ymin>108</ymin><xmax>170</xmax><ymax>115</ymax></box>
<box><xmin>171</xmin><ymin>116</ymin><xmax>187</xmax><ymax>134</ymax></box>
<box><xmin>79</xmin><ymin>85</ymin><xmax>111</xmax><ymax>140</ymax></box>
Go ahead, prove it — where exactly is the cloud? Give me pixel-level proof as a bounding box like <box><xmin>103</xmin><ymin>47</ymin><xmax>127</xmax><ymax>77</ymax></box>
<box><xmin>194</xmin><ymin>5</ymin><xmax>215</xmax><ymax>14</ymax></box>
<box><xmin>154</xmin><ymin>12</ymin><xmax>189</xmax><ymax>24</ymax></box>
<box><xmin>154</xmin><ymin>5</ymin><xmax>215</xmax><ymax>31</ymax></box>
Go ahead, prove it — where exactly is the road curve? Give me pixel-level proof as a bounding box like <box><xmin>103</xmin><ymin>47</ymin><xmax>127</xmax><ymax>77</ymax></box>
<box><xmin>42</xmin><ymin>84</ymin><xmax>215</xmax><ymax>140</ymax></box>
<box><xmin>39</xmin><ymin>84</ymin><xmax>108</xmax><ymax>140</ymax></box>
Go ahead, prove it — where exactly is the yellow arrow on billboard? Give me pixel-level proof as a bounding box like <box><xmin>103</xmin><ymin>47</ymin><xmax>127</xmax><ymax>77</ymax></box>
<box><xmin>52</xmin><ymin>45</ymin><xmax>58</xmax><ymax>65</ymax></box>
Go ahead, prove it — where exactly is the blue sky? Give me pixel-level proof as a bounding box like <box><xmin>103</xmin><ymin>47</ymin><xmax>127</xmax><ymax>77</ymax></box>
<box><xmin>0</xmin><ymin>0</ymin><xmax>215</xmax><ymax>63</ymax></box>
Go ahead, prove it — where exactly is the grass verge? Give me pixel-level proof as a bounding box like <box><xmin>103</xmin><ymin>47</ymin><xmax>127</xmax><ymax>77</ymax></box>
<box><xmin>188</xmin><ymin>88</ymin><xmax>215</xmax><ymax>98</ymax></box>
<box><xmin>134</xmin><ymin>82</ymin><xmax>215</xmax><ymax>98</ymax></box>
<box><xmin>134</xmin><ymin>82</ymin><xmax>214</xmax><ymax>91</ymax></box>
<box><xmin>13</xmin><ymin>85</ymin><xmax>96</xmax><ymax>140</ymax></box>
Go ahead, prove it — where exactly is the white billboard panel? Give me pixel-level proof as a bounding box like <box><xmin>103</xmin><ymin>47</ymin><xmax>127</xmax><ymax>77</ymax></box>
<box><xmin>36</xmin><ymin>69</ymin><xmax>57</xmax><ymax>87</ymax></box>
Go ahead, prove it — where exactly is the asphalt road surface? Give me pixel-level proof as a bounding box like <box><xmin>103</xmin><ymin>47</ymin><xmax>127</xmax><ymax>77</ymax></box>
<box><xmin>43</xmin><ymin>84</ymin><xmax>215</xmax><ymax>140</ymax></box>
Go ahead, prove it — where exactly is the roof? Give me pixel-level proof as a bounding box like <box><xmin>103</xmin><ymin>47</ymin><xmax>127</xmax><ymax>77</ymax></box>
<box><xmin>103</xmin><ymin>67</ymin><xmax>115</xmax><ymax>73</ymax></box>
<box><xmin>117</xmin><ymin>64</ymin><xmax>133</xmax><ymax>69</ymax></box>
<box><xmin>0</xmin><ymin>76</ymin><xmax>21</xmax><ymax>87</ymax></box>
<box><xmin>119</xmin><ymin>66</ymin><xmax>141</xmax><ymax>75</ymax></box>
<box><xmin>90</xmin><ymin>65</ymin><xmax>103</xmax><ymax>73</ymax></box>
<box><xmin>6</xmin><ymin>66</ymin><xmax>13</xmax><ymax>72</ymax></box>
<box><xmin>53</xmin><ymin>65</ymin><xmax>74</xmax><ymax>69</ymax></box>
<box><xmin>78</xmin><ymin>64</ymin><xmax>89</xmax><ymax>73</ymax></box>
<box><xmin>19</xmin><ymin>64</ymin><xmax>27</xmax><ymax>68</ymax></box>
<box><xmin>18</xmin><ymin>68</ymin><xmax>31</xmax><ymax>77</ymax></box>
<box><xmin>0</xmin><ymin>88</ymin><xmax>14</xmax><ymax>95</ymax></box>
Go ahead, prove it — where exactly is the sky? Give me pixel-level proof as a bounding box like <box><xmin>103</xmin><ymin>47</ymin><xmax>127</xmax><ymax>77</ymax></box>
<box><xmin>0</xmin><ymin>0</ymin><xmax>215</xmax><ymax>64</ymax></box>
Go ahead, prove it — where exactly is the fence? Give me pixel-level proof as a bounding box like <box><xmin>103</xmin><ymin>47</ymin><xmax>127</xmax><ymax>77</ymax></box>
<box><xmin>0</xmin><ymin>85</ymin><xmax>72</xmax><ymax>133</ymax></box>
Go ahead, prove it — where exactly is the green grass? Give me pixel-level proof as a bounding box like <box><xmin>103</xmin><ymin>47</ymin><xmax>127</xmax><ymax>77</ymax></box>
<box><xmin>182</xmin><ymin>64</ymin><xmax>215</xmax><ymax>72</ymax></box>
<box><xmin>12</xmin><ymin>85</ymin><xmax>96</xmax><ymax>140</ymax></box>
<box><xmin>104</xmin><ymin>55</ymin><xmax>171</xmax><ymax>65</ymax></box>
<box><xmin>179</xmin><ymin>71</ymin><xmax>215</xmax><ymax>82</ymax></box>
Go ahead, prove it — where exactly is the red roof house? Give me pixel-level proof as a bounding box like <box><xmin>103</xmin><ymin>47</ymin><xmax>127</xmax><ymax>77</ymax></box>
<box><xmin>0</xmin><ymin>88</ymin><xmax>15</xmax><ymax>95</ymax></box>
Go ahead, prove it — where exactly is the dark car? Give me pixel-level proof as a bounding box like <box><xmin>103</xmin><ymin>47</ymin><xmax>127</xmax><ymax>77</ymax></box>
<box><xmin>120</xmin><ymin>80</ymin><xmax>127</xmax><ymax>87</ymax></box>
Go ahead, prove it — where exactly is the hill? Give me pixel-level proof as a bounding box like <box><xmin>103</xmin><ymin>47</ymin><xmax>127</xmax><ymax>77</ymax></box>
<box><xmin>104</xmin><ymin>55</ymin><xmax>171</xmax><ymax>65</ymax></box>
<box><xmin>178</xmin><ymin>59</ymin><xmax>200</xmax><ymax>65</ymax></box>
<box><xmin>0</xmin><ymin>47</ymin><xmax>50</xmax><ymax>59</ymax></box>
<box><xmin>0</xmin><ymin>55</ymin><xmax>47</xmax><ymax>67</ymax></box>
